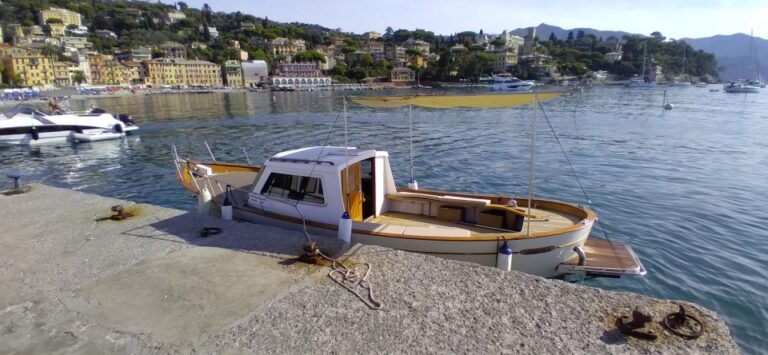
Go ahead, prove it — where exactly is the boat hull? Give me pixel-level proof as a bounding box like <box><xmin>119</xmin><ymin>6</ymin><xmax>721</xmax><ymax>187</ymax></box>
<box><xmin>233</xmin><ymin>205</ymin><xmax>592</xmax><ymax>278</ymax></box>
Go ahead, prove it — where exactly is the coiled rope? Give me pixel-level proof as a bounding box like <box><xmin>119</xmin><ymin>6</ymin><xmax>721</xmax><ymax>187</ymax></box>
<box><xmin>205</xmin><ymin>170</ymin><xmax>384</xmax><ymax>310</ymax></box>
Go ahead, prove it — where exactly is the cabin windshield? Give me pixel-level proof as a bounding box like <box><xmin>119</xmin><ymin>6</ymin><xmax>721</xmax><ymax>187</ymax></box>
<box><xmin>260</xmin><ymin>173</ymin><xmax>324</xmax><ymax>204</ymax></box>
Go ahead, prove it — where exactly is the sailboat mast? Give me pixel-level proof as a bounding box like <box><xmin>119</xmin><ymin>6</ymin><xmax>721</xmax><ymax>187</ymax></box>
<box><xmin>642</xmin><ymin>42</ymin><xmax>647</xmax><ymax>82</ymax></box>
<box><xmin>527</xmin><ymin>95</ymin><xmax>537</xmax><ymax>237</ymax></box>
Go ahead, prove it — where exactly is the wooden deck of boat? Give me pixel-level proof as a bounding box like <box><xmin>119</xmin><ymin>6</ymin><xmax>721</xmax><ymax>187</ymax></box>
<box><xmin>369</xmin><ymin>208</ymin><xmax>581</xmax><ymax>236</ymax></box>
<box><xmin>562</xmin><ymin>239</ymin><xmax>641</xmax><ymax>270</ymax></box>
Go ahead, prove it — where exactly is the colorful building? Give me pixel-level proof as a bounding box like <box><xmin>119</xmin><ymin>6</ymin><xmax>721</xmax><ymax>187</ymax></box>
<box><xmin>222</xmin><ymin>60</ymin><xmax>243</xmax><ymax>88</ymax></box>
<box><xmin>48</xmin><ymin>23</ymin><xmax>67</xmax><ymax>38</ymax></box>
<box><xmin>391</xmin><ymin>67</ymin><xmax>415</xmax><ymax>87</ymax></box>
<box><xmin>271</xmin><ymin>62</ymin><xmax>331</xmax><ymax>89</ymax></box>
<box><xmin>52</xmin><ymin>61</ymin><xmax>71</xmax><ymax>87</ymax></box>
<box><xmin>159</xmin><ymin>41</ymin><xmax>186</xmax><ymax>60</ymax></box>
<box><xmin>145</xmin><ymin>59</ymin><xmax>221</xmax><ymax>87</ymax></box>
<box><xmin>268</xmin><ymin>38</ymin><xmax>306</xmax><ymax>58</ymax></box>
<box><xmin>6</xmin><ymin>54</ymin><xmax>54</xmax><ymax>87</ymax></box>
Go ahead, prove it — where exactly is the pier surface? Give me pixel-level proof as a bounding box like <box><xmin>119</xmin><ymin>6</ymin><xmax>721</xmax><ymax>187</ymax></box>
<box><xmin>0</xmin><ymin>185</ymin><xmax>738</xmax><ymax>353</ymax></box>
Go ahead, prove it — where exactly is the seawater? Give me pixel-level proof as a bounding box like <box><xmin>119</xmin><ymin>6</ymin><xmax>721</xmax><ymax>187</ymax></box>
<box><xmin>1</xmin><ymin>86</ymin><xmax>766</xmax><ymax>353</ymax></box>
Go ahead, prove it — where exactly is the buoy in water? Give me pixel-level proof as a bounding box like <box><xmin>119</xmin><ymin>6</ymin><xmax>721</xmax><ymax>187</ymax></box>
<box><xmin>221</xmin><ymin>185</ymin><xmax>233</xmax><ymax>220</ymax></box>
<box><xmin>338</xmin><ymin>211</ymin><xmax>352</xmax><ymax>244</ymax></box>
<box><xmin>408</xmin><ymin>178</ymin><xmax>419</xmax><ymax>190</ymax></box>
<box><xmin>198</xmin><ymin>185</ymin><xmax>211</xmax><ymax>216</ymax></box>
<box><xmin>664</xmin><ymin>103</ymin><xmax>674</xmax><ymax>110</ymax></box>
<box><xmin>496</xmin><ymin>240</ymin><xmax>513</xmax><ymax>271</ymax></box>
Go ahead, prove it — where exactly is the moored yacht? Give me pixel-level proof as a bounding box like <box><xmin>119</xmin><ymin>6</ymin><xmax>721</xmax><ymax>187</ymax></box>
<box><xmin>491</xmin><ymin>74</ymin><xmax>535</xmax><ymax>91</ymax></box>
<box><xmin>0</xmin><ymin>104</ymin><xmax>138</xmax><ymax>145</ymax></box>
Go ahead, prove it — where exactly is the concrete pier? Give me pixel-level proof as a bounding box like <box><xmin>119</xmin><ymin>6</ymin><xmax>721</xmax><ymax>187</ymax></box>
<box><xmin>0</xmin><ymin>185</ymin><xmax>738</xmax><ymax>353</ymax></box>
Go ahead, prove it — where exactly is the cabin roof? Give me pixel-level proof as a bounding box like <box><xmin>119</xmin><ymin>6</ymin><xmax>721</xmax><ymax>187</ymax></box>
<box><xmin>267</xmin><ymin>146</ymin><xmax>386</xmax><ymax>172</ymax></box>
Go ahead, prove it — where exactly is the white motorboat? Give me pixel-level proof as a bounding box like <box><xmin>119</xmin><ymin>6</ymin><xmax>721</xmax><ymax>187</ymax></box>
<box><xmin>723</xmin><ymin>81</ymin><xmax>760</xmax><ymax>93</ymax></box>
<box><xmin>490</xmin><ymin>74</ymin><xmax>535</xmax><ymax>92</ymax></box>
<box><xmin>0</xmin><ymin>104</ymin><xmax>138</xmax><ymax>145</ymax></box>
<box><xmin>173</xmin><ymin>93</ymin><xmax>645</xmax><ymax>279</ymax></box>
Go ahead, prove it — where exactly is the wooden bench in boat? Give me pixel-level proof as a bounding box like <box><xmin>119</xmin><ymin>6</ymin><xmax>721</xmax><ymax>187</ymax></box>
<box><xmin>385</xmin><ymin>192</ymin><xmax>544</xmax><ymax>232</ymax></box>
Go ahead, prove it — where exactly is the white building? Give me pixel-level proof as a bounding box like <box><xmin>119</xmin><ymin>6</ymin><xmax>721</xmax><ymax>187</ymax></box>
<box><xmin>241</xmin><ymin>60</ymin><xmax>269</xmax><ymax>88</ymax></box>
<box><xmin>270</xmin><ymin>62</ymin><xmax>331</xmax><ymax>89</ymax></box>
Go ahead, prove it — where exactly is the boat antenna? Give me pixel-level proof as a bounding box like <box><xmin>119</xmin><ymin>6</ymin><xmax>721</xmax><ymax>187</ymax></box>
<box><xmin>527</xmin><ymin>93</ymin><xmax>537</xmax><ymax>238</ymax></box>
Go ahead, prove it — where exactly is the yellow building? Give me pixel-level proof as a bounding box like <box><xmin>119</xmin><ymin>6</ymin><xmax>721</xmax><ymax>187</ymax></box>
<box><xmin>145</xmin><ymin>59</ymin><xmax>222</xmax><ymax>87</ymax></box>
<box><xmin>48</xmin><ymin>23</ymin><xmax>67</xmax><ymax>38</ymax></box>
<box><xmin>181</xmin><ymin>60</ymin><xmax>222</xmax><ymax>87</ymax></box>
<box><xmin>39</xmin><ymin>7</ymin><xmax>82</xmax><ymax>27</ymax></box>
<box><xmin>6</xmin><ymin>54</ymin><xmax>54</xmax><ymax>87</ymax></box>
<box><xmin>0</xmin><ymin>44</ymin><xmax>31</xmax><ymax>58</ymax></box>
<box><xmin>102</xmin><ymin>60</ymin><xmax>125</xmax><ymax>85</ymax></box>
<box><xmin>407</xmin><ymin>54</ymin><xmax>427</xmax><ymax>69</ymax></box>
<box><xmin>87</xmin><ymin>53</ymin><xmax>112</xmax><ymax>85</ymax></box>
<box><xmin>222</xmin><ymin>60</ymin><xmax>243</xmax><ymax>88</ymax></box>
<box><xmin>52</xmin><ymin>61</ymin><xmax>71</xmax><ymax>87</ymax></box>
<box><xmin>121</xmin><ymin>61</ymin><xmax>144</xmax><ymax>85</ymax></box>
<box><xmin>268</xmin><ymin>38</ymin><xmax>306</xmax><ymax>58</ymax></box>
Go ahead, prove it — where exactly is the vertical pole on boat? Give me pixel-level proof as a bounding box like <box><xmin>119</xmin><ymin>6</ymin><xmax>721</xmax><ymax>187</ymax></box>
<box><xmin>242</xmin><ymin>147</ymin><xmax>252</xmax><ymax>166</ymax></box>
<box><xmin>407</xmin><ymin>104</ymin><xmax>418</xmax><ymax>190</ymax></box>
<box><xmin>339</xmin><ymin>97</ymin><xmax>352</xmax><ymax>244</ymax></box>
<box><xmin>204</xmin><ymin>140</ymin><xmax>216</xmax><ymax>163</ymax></box>
<box><xmin>527</xmin><ymin>95</ymin><xmax>537</xmax><ymax>238</ymax></box>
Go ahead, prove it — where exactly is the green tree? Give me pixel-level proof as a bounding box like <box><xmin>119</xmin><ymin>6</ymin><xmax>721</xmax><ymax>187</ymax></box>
<box><xmin>71</xmin><ymin>71</ymin><xmax>87</xmax><ymax>85</ymax></box>
<box><xmin>293</xmin><ymin>50</ymin><xmax>326</xmax><ymax>63</ymax></box>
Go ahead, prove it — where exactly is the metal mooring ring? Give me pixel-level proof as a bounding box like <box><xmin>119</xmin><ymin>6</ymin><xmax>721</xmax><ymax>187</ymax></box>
<box><xmin>663</xmin><ymin>305</ymin><xmax>704</xmax><ymax>339</ymax></box>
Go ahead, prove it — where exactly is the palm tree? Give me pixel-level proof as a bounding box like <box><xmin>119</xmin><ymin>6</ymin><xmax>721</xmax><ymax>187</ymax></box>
<box><xmin>71</xmin><ymin>71</ymin><xmax>87</xmax><ymax>85</ymax></box>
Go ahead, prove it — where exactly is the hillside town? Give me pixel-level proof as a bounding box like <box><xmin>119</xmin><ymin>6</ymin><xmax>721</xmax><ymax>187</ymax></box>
<box><xmin>0</xmin><ymin>2</ymin><xmax>719</xmax><ymax>95</ymax></box>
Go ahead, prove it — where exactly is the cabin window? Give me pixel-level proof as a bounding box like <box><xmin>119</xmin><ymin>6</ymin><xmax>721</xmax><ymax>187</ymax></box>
<box><xmin>260</xmin><ymin>173</ymin><xmax>324</xmax><ymax>204</ymax></box>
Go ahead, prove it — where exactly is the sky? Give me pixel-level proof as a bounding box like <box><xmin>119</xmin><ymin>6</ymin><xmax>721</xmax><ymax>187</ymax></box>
<box><xmin>172</xmin><ymin>0</ymin><xmax>768</xmax><ymax>40</ymax></box>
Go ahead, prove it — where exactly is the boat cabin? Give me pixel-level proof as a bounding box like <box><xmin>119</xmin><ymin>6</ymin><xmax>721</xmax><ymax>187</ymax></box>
<box><xmin>247</xmin><ymin>146</ymin><xmax>393</xmax><ymax>225</ymax></box>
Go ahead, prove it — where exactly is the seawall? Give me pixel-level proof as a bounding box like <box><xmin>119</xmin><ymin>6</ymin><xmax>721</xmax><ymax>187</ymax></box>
<box><xmin>0</xmin><ymin>184</ymin><xmax>738</xmax><ymax>353</ymax></box>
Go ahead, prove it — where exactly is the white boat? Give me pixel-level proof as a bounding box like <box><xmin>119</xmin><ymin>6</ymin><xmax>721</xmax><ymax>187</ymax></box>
<box><xmin>723</xmin><ymin>81</ymin><xmax>760</xmax><ymax>93</ymax></box>
<box><xmin>491</xmin><ymin>74</ymin><xmax>535</xmax><ymax>92</ymax></box>
<box><xmin>173</xmin><ymin>93</ymin><xmax>645</xmax><ymax>279</ymax></box>
<box><xmin>0</xmin><ymin>104</ymin><xmax>138</xmax><ymax>145</ymax></box>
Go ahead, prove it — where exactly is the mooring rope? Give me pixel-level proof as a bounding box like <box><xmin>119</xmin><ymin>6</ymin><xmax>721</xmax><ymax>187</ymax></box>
<box><xmin>206</xmin><ymin>178</ymin><xmax>383</xmax><ymax>310</ymax></box>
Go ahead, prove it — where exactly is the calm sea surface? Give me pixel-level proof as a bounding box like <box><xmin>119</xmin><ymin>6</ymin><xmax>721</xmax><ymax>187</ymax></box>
<box><xmin>1</xmin><ymin>86</ymin><xmax>766</xmax><ymax>353</ymax></box>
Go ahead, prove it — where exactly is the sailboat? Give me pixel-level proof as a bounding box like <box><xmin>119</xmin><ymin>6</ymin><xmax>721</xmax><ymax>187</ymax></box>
<box><xmin>172</xmin><ymin>92</ymin><xmax>645</xmax><ymax>279</ymax></box>
<box><xmin>626</xmin><ymin>42</ymin><xmax>656</xmax><ymax>87</ymax></box>
<box><xmin>747</xmin><ymin>30</ymin><xmax>765</xmax><ymax>88</ymax></box>
<box><xmin>725</xmin><ymin>30</ymin><xmax>763</xmax><ymax>93</ymax></box>
<box><xmin>668</xmin><ymin>48</ymin><xmax>692</xmax><ymax>86</ymax></box>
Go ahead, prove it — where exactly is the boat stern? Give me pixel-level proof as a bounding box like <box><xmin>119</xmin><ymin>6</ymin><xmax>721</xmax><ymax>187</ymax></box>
<box><xmin>556</xmin><ymin>239</ymin><xmax>646</xmax><ymax>278</ymax></box>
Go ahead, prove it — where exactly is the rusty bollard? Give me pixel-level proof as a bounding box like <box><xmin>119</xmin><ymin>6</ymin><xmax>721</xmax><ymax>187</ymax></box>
<box><xmin>616</xmin><ymin>306</ymin><xmax>658</xmax><ymax>340</ymax></box>
<box><xmin>110</xmin><ymin>205</ymin><xmax>133</xmax><ymax>221</ymax></box>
